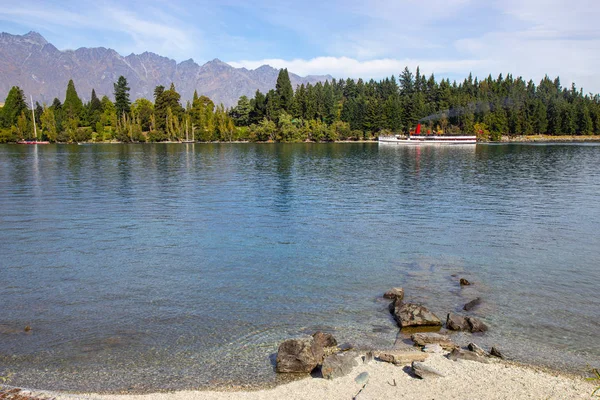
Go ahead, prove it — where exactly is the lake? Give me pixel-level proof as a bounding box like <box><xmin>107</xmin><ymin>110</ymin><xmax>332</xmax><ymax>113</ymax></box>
<box><xmin>0</xmin><ymin>143</ymin><xmax>599</xmax><ymax>392</ymax></box>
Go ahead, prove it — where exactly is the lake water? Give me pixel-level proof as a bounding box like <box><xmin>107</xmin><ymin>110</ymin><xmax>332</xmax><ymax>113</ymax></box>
<box><xmin>0</xmin><ymin>143</ymin><xmax>599</xmax><ymax>392</ymax></box>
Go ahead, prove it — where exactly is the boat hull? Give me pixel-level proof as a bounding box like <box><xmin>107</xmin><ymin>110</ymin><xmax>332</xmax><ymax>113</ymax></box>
<box><xmin>17</xmin><ymin>141</ymin><xmax>50</xmax><ymax>145</ymax></box>
<box><xmin>378</xmin><ymin>135</ymin><xmax>477</xmax><ymax>145</ymax></box>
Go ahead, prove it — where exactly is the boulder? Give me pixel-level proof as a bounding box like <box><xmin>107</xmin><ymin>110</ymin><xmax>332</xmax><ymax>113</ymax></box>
<box><xmin>459</xmin><ymin>278</ymin><xmax>471</xmax><ymax>286</ymax></box>
<box><xmin>447</xmin><ymin>348</ymin><xmax>489</xmax><ymax>363</ymax></box>
<box><xmin>466</xmin><ymin>317</ymin><xmax>488</xmax><ymax>333</ymax></box>
<box><xmin>412</xmin><ymin>361</ymin><xmax>445</xmax><ymax>379</ymax></box>
<box><xmin>321</xmin><ymin>352</ymin><xmax>359</xmax><ymax>380</ymax></box>
<box><xmin>312</xmin><ymin>331</ymin><xmax>337</xmax><ymax>349</ymax></box>
<box><xmin>411</xmin><ymin>332</ymin><xmax>457</xmax><ymax>350</ymax></box>
<box><xmin>383</xmin><ymin>287</ymin><xmax>405</xmax><ymax>301</ymax></box>
<box><xmin>467</xmin><ymin>342</ymin><xmax>487</xmax><ymax>357</ymax></box>
<box><xmin>490</xmin><ymin>346</ymin><xmax>504</xmax><ymax>359</ymax></box>
<box><xmin>377</xmin><ymin>351</ymin><xmax>429</xmax><ymax>365</ymax></box>
<box><xmin>391</xmin><ymin>300</ymin><xmax>442</xmax><ymax>328</ymax></box>
<box><xmin>463</xmin><ymin>297</ymin><xmax>482</xmax><ymax>311</ymax></box>
<box><xmin>446</xmin><ymin>313</ymin><xmax>469</xmax><ymax>331</ymax></box>
<box><xmin>276</xmin><ymin>338</ymin><xmax>322</xmax><ymax>373</ymax></box>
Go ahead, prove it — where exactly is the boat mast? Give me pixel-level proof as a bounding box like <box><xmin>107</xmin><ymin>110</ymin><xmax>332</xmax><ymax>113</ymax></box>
<box><xmin>30</xmin><ymin>95</ymin><xmax>38</xmax><ymax>141</ymax></box>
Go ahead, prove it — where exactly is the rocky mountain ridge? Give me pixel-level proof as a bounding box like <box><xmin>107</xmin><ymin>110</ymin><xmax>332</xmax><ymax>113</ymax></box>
<box><xmin>0</xmin><ymin>31</ymin><xmax>332</xmax><ymax>107</ymax></box>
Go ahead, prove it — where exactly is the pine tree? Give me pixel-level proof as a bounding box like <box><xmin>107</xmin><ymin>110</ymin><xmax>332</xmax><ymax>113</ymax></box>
<box><xmin>63</xmin><ymin>79</ymin><xmax>83</xmax><ymax>119</ymax></box>
<box><xmin>250</xmin><ymin>90</ymin><xmax>266</xmax><ymax>124</ymax></box>
<box><xmin>230</xmin><ymin>96</ymin><xmax>252</xmax><ymax>126</ymax></box>
<box><xmin>1</xmin><ymin>86</ymin><xmax>27</xmax><ymax>128</ymax></box>
<box><xmin>114</xmin><ymin>76</ymin><xmax>131</xmax><ymax>117</ymax></box>
<box><xmin>275</xmin><ymin>68</ymin><xmax>294</xmax><ymax>113</ymax></box>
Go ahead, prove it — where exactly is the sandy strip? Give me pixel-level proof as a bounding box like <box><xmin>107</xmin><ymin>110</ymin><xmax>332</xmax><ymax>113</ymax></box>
<box><xmin>89</xmin><ymin>353</ymin><xmax>595</xmax><ymax>400</ymax></box>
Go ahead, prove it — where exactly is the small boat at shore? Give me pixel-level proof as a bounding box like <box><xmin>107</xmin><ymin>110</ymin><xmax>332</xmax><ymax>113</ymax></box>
<box><xmin>379</xmin><ymin>124</ymin><xmax>476</xmax><ymax>145</ymax></box>
<box><xmin>17</xmin><ymin>140</ymin><xmax>50</xmax><ymax>144</ymax></box>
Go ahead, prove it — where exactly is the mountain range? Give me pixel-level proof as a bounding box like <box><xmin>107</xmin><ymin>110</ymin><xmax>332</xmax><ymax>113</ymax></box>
<box><xmin>0</xmin><ymin>31</ymin><xmax>332</xmax><ymax>107</ymax></box>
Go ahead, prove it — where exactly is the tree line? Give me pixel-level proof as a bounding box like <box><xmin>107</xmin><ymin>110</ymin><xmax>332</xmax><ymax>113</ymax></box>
<box><xmin>1</xmin><ymin>68</ymin><xmax>600</xmax><ymax>143</ymax></box>
<box><xmin>230</xmin><ymin>68</ymin><xmax>600</xmax><ymax>141</ymax></box>
<box><xmin>0</xmin><ymin>77</ymin><xmax>235</xmax><ymax>143</ymax></box>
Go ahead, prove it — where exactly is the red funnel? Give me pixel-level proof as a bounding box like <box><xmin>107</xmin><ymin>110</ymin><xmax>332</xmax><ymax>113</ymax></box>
<box><xmin>415</xmin><ymin>124</ymin><xmax>421</xmax><ymax>134</ymax></box>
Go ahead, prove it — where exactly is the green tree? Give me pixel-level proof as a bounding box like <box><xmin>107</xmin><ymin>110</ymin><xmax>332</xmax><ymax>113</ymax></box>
<box><xmin>230</xmin><ymin>95</ymin><xmax>252</xmax><ymax>126</ymax></box>
<box><xmin>1</xmin><ymin>86</ymin><xmax>28</xmax><ymax>128</ymax></box>
<box><xmin>114</xmin><ymin>76</ymin><xmax>131</xmax><ymax>117</ymax></box>
<box><xmin>131</xmin><ymin>98</ymin><xmax>154</xmax><ymax>131</ymax></box>
<box><xmin>40</xmin><ymin>105</ymin><xmax>57</xmax><ymax>142</ymax></box>
<box><xmin>275</xmin><ymin>68</ymin><xmax>294</xmax><ymax>113</ymax></box>
<box><xmin>63</xmin><ymin>79</ymin><xmax>83</xmax><ymax>120</ymax></box>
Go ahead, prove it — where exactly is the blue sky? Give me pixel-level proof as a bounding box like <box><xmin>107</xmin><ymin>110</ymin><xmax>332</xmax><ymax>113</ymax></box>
<box><xmin>1</xmin><ymin>0</ymin><xmax>599</xmax><ymax>93</ymax></box>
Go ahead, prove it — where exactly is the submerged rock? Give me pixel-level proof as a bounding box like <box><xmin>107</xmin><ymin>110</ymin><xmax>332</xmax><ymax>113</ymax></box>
<box><xmin>446</xmin><ymin>313</ymin><xmax>469</xmax><ymax>331</ymax></box>
<box><xmin>411</xmin><ymin>332</ymin><xmax>456</xmax><ymax>350</ymax></box>
<box><xmin>463</xmin><ymin>297</ymin><xmax>482</xmax><ymax>311</ymax></box>
<box><xmin>391</xmin><ymin>300</ymin><xmax>442</xmax><ymax>328</ymax></box>
<box><xmin>412</xmin><ymin>361</ymin><xmax>445</xmax><ymax>379</ymax></box>
<box><xmin>312</xmin><ymin>331</ymin><xmax>337</xmax><ymax>349</ymax></box>
<box><xmin>383</xmin><ymin>287</ymin><xmax>405</xmax><ymax>301</ymax></box>
<box><xmin>466</xmin><ymin>317</ymin><xmax>488</xmax><ymax>333</ymax></box>
<box><xmin>321</xmin><ymin>352</ymin><xmax>359</xmax><ymax>380</ymax></box>
<box><xmin>276</xmin><ymin>338</ymin><xmax>322</xmax><ymax>373</ymax></box>
<box><xmin>459</xmin><ymin>278</ymin><xmax>471</xmax><ymax>286</ymax></box>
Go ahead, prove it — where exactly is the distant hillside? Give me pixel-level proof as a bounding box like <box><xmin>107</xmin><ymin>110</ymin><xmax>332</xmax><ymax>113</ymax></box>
<box><xmin>0</xmin><ymin>31</ymin><xmax>332</xmax><ymax>107</ymax></box>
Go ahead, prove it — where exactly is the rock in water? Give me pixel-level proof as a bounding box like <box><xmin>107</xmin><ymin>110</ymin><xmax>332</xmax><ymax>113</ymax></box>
<box><xmin>391</xmin><ymin>300</ymin><xmax>442</xmax><ymax>328</ymax></box>
<box><xmin>467</xmin><ymin>342</ymin><xmax>487</xmax><ymax>357</ymax></box>
<box><xmin>448</xmin><ymin>348</ymin><xmax>489</xmax><ymax>363</ymax></box>
<box><xmin>312</xmin><ymin>331</ymin><xmax>337</xmax><ymax>348</ymax></box>
<box><xmin>466</xmin><ymin>317</ymin><xmax>488</xmax><ymax>333</ymax></box>
<box><xmin>463</xmin><ymin>297</ymin><xmax>482</xmax><ymax>311</ymax></box>
<box><xmin>383</xmin><ymin>287</ymin><xmax>404</xmax><ymax>301</ymax></box>
<box><xmin>355</xmin><ymin>372</ymin><xmax>369</xmax><ymax>385</ymax></box>
<box><xmin>321</xmin><ymin>352</ymin><xmax>359</xmax><ymax>380</ymax></box>
<box><xmin>446</xmin><ymin>313</ymin><xmax>469</xmax><ymax>331</ymax></box>
<box><xmin>276</xmin><ymin>338</ymin><xmax>322</xmax><ymax>373</ymax></box>
<box><xmin>412</xmin><ymin>361</ymin><xmax>446</xmax><ymax>379</ymax></box>
<box><xmin>490</xmin><ymin>346</ymin><xmax>504</xmax><ymax>359</ymax></box>
<box><xmin>411</xmin><ymin>332</ymin><xmax>456</xmax><ymax>350</ymax></box>
<box><xmin>460</xmin><ymin>278</ymin><xmax>471</xmax><ymax>286</ymax></box>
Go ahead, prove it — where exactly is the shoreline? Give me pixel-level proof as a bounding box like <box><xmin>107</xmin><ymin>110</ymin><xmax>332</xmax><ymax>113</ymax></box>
<box><xmin>6</xmin><ymin>353</ymin><xmax>595</xmax><ymax>400</ymax></box>
<box><xmin>5</xmin><ymin>135</ymin><xmax>600</xmax><ymax>145</ymax></box>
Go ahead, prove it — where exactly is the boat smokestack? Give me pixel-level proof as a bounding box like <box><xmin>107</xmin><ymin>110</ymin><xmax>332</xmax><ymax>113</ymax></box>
<box><xmin>415</xmin><ymin>124</ymin><xmax>421</xmax><ymax>135</ymax></box>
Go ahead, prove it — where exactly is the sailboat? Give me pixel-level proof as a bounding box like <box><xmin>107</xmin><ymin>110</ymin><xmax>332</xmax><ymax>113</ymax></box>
<box><xmin>17</xmin><ymin>95</ymin><xmax>49</xmax><ymax>144</ymax></box>
<box><xmin>181</xmin><ymin>118</ymin><xmax>194</xmax><ymax>143</ymax></box>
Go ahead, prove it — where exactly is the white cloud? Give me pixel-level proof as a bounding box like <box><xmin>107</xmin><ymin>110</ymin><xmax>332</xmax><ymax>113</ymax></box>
<box><xmin>0</xmin><ymin>1</ymin><xmax>198</xmax><ymax>60</ymax></box>
<box><xmin>104</xmin><ymin>7</ymin><xmax>196</xmax><ymax>57</ymax></box>
<box><xmin>228</xmin><ymin>57</ymin><xmax>484</xmax><ymax>79</ymax></box>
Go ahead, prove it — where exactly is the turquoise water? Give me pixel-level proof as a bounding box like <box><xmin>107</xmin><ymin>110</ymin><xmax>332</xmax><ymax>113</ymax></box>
<box><xmin>0</xmin><ymin>143</ymin><xmax>599</xmax><ymax>392</ymax></box>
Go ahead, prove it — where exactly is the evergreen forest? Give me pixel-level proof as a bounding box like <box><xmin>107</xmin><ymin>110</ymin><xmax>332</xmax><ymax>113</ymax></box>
<box><xmin>1</xmin><ymin>67</ymin><xmax>599</xmax><ymax>143</ymax></box>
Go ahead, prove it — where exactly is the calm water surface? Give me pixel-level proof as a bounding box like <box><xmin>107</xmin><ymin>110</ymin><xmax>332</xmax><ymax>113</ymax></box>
<box><xmin>0</xmin><ymin>143</ymin><xmax>599</xmax><ymax>392</ymax></box>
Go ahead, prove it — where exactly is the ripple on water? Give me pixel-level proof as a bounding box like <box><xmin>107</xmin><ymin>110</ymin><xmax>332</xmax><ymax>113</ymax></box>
<box><xmin>0</xmin><ymin>143</ymin><xmax>599</xmax><ymax>391</ymax></box>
